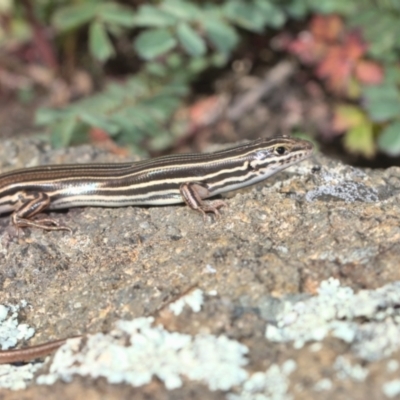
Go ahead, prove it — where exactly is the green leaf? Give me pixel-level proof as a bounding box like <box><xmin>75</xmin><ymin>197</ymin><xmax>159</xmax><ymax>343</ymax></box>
<box><xmin>284</xmin><ymin>2</ymin><xmax>309</xmax><ymax>19</ymax></box>
<box><xmin>349</xmin><ymin>9</ymin><xmax>377</xmax><ymax>28</ymax></box>
<box><xmin>187</xmin><ymin>57</ymin><xmax>209</xmax><ymax>74</ymax></box>
<box><xmin>52</xmin><ymin>3</ymin><xmax>96</xmax><ymax>32</ymax></box>
<box><xmin>378</xmin><ymin>121</ymin><xmax>400</xmax><ymax>156</ymax></box>
<box><xmin>35</xmin><ymin>108</ymin><xmax>66</xmax><ymax>125</ymax></box>
<box><xmin>363</xmin><ymin>84</ymin><xmax>400</xmax><ymax>121</ymax></box>
<box><xmin>145</xmin><ymin>62</ymin><xmax>168</xmax><ymax>77</ymax></box>
<box><xmin>97</xmin><ymin>3</ymin><xmax>136</xmax><ymax>27</ymax></box>
<box><xmin>363</xmin><ymin>84</ymin><xmax>399</xmax><ymax>101</ymax></box>
<box><xmin>384</xmin><ymin>65</ymin><xmax>400</xmax><ymax>85</ymax></box>
<box><xmin>203</xmin><ymin>18</ymin><xmax>239</xmax><ymax>54</ymax></box>
<box><xmin>210</xmin><ymin>53</ymin><xmax>229</xmax><ymax>67</ymax></box>
<box><xmin>367</xmin><ymin>102</ymin><xmax>400</xmax><ymax>122</ymax></box>
<box><xmin>223</xmin><ymin>0</ymin><xmax>267</xmax><ymax>32</ymax></box>
<box><xmin>79</xmin><ymin>112</ymin><xmax>120</xmax><ymax>135</ymax></box>
<box><xmin>350</xmin><ymin>9</ymin><xmax>400</xmax><ymax>62</ymax></box>
<box><xmin>133</xmin><ymin>5</ymin><xmax>176</xmax><ymax>27</ymax></box>
<box><xmin>166</xmin><ymin>53</ymin><xmax>184</xmax><ymax>69</ymax></box>
<box><xmin>51</xmin><ymin>117</ymin><xmax>78</xmax><ymax>148</ymax></box>
<box><xmin>254</xmin><ymin>1</ymin><xmax>286</xmax><ymax>28</ymax></box>
<box><xmin>343</xmin><ymin>122</ymin><xmax>375</xmax><ymax>158</ymax></box>
<box><xmin>311</xmin><ymin>0</ymin><xmax>355</xmax><ymax>15</ymax></box>
<box><xmin>42</xmin><ymin>74</ymin><xmax>189</xmax><ymax>150</ymax></box>
<box><xmin>134</xmin><ymin>28</ymin><xmax>177</xmax><ymax>59</ymax></box>
<box><xmin>176</xmin><ymin>22</ymin><xmax>206</xmax><ymax>57</ymax></box>
<box><xmin>89</xmin><ymin>21</ymin><xmax>115</xmax><ymax>62</ymax></box>
<box><xmin>160</xmin><ymin>0</ymin><xmax>201</xmax><ymax>20</ymax></box>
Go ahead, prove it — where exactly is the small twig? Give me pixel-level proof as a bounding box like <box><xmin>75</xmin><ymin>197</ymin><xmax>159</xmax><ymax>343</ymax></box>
<box><xmin>227</xmin><ymin>61</ymin><xmax>295</xmax><ymax>122</ymax></box>
<box><xmin>0</xmin><ymin>336</ymin><xmax>81</xmax><ymax>364</ymax></box>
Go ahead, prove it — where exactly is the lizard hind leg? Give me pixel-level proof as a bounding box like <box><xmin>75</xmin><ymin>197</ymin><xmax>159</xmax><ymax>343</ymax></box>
<box><xmin>11</xmin><ymin>192</ymin><xmax>71</xmax><ymax>232</ymax></box>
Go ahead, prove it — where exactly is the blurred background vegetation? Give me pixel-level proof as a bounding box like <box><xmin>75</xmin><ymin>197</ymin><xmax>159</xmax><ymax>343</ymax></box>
<box><xmin>0</xmin><ymin>0</ymin><xmax>399</xmax><ymax>162</ymax></box>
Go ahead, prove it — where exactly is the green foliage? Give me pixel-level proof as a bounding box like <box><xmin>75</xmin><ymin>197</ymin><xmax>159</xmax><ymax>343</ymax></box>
<box><xmin>349</xmin><ymin>7</ymin><xmax>400</xmax><ymax>63</ymax></box>
<box><xmin>363</xmin><ymin>84</ymin><xmax>400</xmax><ymax>122</ymax></box>
<box><xmin>36</xmin><ymin>75</ymin><xmax>189</xmax><ymax>151</ymax></box>
<box><xmin>278</xmin><ymin>0</ymin><xmax>400</xmax><ymax>157</ymax></box>
<box><xmin>343</xmin><ymin>122</ymin><xmax>375</xmax><ymax>158</ymax></box>
<box><xmin>52</xmin><ymin>1</ymin><xmax>135</xmax><ymax>62</ymax></box>
<box><xmin>289</xmin><ymin>0</ymin><xmax>400</xmax><ymax>157</ymax></box>
<box><xmin>131</xmin><ymin>0</ymin><xmax>266</xmax><ymax>60</ymax></box>
<box><xmin>378</xmin><ymin>122</ymin><xmax>400</xmax><ymax>156</ymax></box>
<box><xmin>223</xmin><ymin>0</ymin><xmax>286</xmax><ymax>31</ymax></box>
<box><xmin>40</xmin><ymin>0</ymin><xmax>296</xmax><ymax>151</ymax></box>
<box><xmin>339</xmin><ymin>2</ymin><xmax>400</xmax><ymax>156</ymax></box>
<box><xmin>362</xmin><ymin>66</ymin><xmax>400</xmax><ymax>120</ymax></box>
<box><xmin>51</xmin><ymin>0</ymin><xmax>283</xmax><ymax>64</ymax></box>
<box><xmin>27</xmin><ymin>0</ymin><xmax>400</xmax><ymax>155</ymax></box>
<box><xmin>134</xmin><ymin>28</ymin><xmax>177</xmax><ymax>60</ymax></box>
<box><xmin>89</xmin><ymin>21</ymin><xmax>115</xmax><ymax>62</ymax></box>
<box><xmin>361</xmin><ymin>64</ymin><xmax>400</xmax><ymax>156</ymax></box>
<box><xmin>176</xmin><ymin>22</ymin><xmax>207</xmax><ymax>57</ymax></box>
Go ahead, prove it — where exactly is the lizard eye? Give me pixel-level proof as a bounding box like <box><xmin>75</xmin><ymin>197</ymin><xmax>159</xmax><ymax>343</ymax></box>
<box><xmin>274</xmin><ymin>146</ymin><xmax>287</xmax><ymax>155</ymax></box>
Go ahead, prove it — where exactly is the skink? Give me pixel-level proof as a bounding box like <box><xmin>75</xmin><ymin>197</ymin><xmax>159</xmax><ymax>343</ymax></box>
<box><xmin>0</xmin><ymin>136</ymin><xmax>313</xmax><ymax>231</ymax></box>
<box><xmin>0</xmin><ymin>136</ymin><xmax>313</xmax><ymax>364</ymax></box>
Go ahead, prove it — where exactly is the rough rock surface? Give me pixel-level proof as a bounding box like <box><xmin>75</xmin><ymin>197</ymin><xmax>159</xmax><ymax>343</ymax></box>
<box><xmin>1</xmin><ymin>137</ymin><xmax>400</xmax><ymax>399</ymax></box>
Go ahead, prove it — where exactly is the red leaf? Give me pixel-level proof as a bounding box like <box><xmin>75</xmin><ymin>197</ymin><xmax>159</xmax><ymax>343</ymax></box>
<box><xmin>343</xmin><ymin>31</ymin><xmax>367</xmax><ymax>61</ymax></box>
<box><xmin>89</xmin><ymin>127</ymin><xmax>128</xmax><ymax>156</ymax></box>
<box><xmin>89</xmin><ymin>126</ymin><xmax>111</xmax><ymax>142</ymax></box>
<box><xmin>310</xmin><ymin>14</ymin><xmax>344</xmax><ymax>42</ymax></box>
<box><xmin>288</xmin><ymin>32</ymin><xmax>327</xmax><ymax>64</ymax></box>
<box><xmin>188</xmin><ymin>95</ymin><xmax>225</xmax><ymax>128</ymax></box>
<box><xmin>355</xmin><ymin>60</ymin><xmax>383</xmax><ymax>85</ymax></box>
<box><xmin>316</xmin><ymin>46</ymin><xmax>352</xmax><ymax>92</ymax></box>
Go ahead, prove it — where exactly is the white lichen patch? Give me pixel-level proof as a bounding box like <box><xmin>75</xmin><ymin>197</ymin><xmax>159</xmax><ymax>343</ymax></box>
<box><xmin>334</xmin><ymin>356</ymin><xmax>368</xmax><ymax>382</ymax></box>
<box><xmin>169</xmin><ymin>289</ymin><xmax>204</xmax><ymax>316</ymax></box>
<box><xmin>0</xmin><ymin>302</ymin><xmax>35</xmax><ymax>350</ymax></box>
<box><xmin>313</xmin><ymin>378</ymin><xmax>332</xmax><ymax>392</ymax></box>
<box><xmin>383</xmin><ymin>379</ymin><xmax>400</xmax><ymax>398</ymax></box>
<box><xmin>386</xmin><ymin>360</ymin><xmax>399</xmax><ymax>373</ymax></box>
<box><xmin>227</xmin><ymin>359</ymin><xmax>296</xmax><ymax>400</ymax></box>
<box><xmin>37</xmin><ymin>317</ymin><xmax>248</xmax><ymax>391</ymax></box>
<box><xmin>0</xmin><ymin>362</ymin><xmax>44</xmax><ymax>391</ymax></box>
<box><xmin>266</xmin><ymin>278</ymin><xmax>400</xmax><ymax>361</ymax></box>
<box><xmin>0</xmin><ymin>301</ymin><xmax>39</xmax><ymax>390</ymax></box>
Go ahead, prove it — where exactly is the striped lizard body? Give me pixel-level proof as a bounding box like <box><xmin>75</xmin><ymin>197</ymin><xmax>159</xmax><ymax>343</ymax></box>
<box><xmin>0</xmin><ymin>136</ymin><xmax>313</xmax><ymax>231</ymax></box>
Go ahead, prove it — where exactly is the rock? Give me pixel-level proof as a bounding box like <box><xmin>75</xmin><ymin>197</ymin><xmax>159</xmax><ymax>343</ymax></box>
<box><xmin>1</xmin><ymin>137</ymin><xmax>400</xmax><ymax>399</ymax></box>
